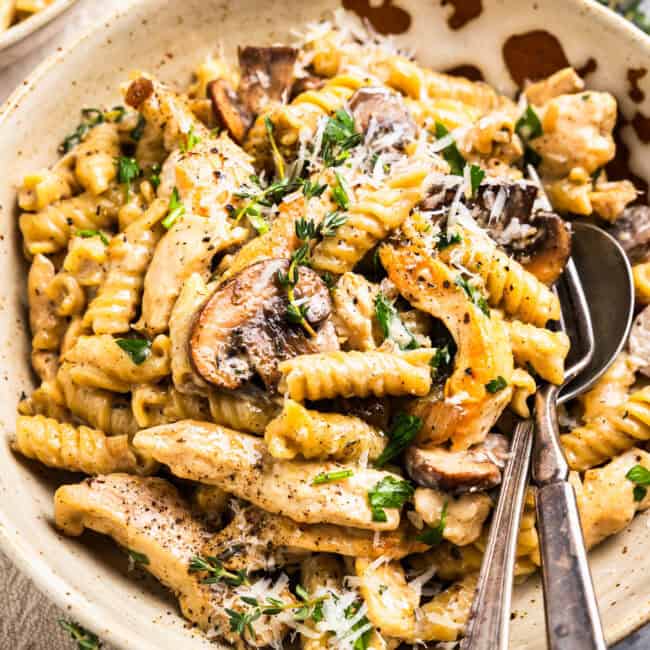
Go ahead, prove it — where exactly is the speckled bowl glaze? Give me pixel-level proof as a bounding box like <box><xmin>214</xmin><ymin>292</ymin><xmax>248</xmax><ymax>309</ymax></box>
<box><xmin>1</xmin><ymin>1</ymin><xmax>649</xmax><ymax>648</ymax></box>
<box><xmin>0</xmin><ymin>0</ymin><xmax>79</xmax><ymax>70</ymax></box>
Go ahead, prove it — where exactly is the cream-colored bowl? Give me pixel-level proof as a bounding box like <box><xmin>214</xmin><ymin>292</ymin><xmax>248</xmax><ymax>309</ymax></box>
<box><xmin>0</xmin><ymin>0</ymin><xmax>79</xmax><ymax>70</ymax></box>
<box><xmin>1</xmin><ymin>1</ymin><xmax>649</xmax><ymax>648</ymax></box>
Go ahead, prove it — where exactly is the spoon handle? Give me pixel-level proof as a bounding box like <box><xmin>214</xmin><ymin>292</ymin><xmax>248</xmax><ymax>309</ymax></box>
<box><xmin>460</xmin><ymin>420</ymin><xmax>533</xmax><ymax>650</ymax></box>
<box><xmin>533</xmin><ymin>384</ymin><xmax>607</xmax><ymax>650</ymax></box>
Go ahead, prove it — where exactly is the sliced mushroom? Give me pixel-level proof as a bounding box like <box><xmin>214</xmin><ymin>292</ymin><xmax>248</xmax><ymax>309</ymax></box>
<box><xmin>405</xmin><ymin>434</ymin><xmax>509</xmax><ymax>493</ymax></box>
<box><xmin>349</xmin><ymin>86</ymin><xmax>416</xmax><ymax>147</ymax></box>
<box><xmin>629</xmin><ymin>305</ymin><xmax>650</xmax><ymax>377</ymax></box>
<box><xmin>190</xmin><ymin>258</ymin><xmax>338</xmax><ymax>391</ymax></box>
<box><xmin>421</xmin><ymin>181</ymin><xmax>571</xmax><ymax>284</ymax></box>
<box><xmin>238</xmin><ymin>45</ymin><xmax>298</xmax><ymax>113</ymax></box>
<box><xmin>208</xmin><ymin>79</ymin><xmax>253</xmax><ymax>144</ymax></box>
<box><xmin>290</xmin><ymin>75</ymin><xmax>325</xmax><ymax>99</ymax></box>
<box><xmin>609</xmin><ymin>205</ymin><xmax>650</xmax><ymax>265</ymax></box>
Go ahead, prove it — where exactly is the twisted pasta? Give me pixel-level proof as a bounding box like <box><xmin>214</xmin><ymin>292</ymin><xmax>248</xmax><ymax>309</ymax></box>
<box><xmin>331</xmin><ymin>272</ymin><xmax>379</xmax><ymax>350</ymax></box>
<box><xmin>131</xmin><ymin>384</ymin><xmax>210</xmax><ymax>428</ymax></box>
<box><xmin>18</xmin><ymin>155</ymin><xmax>78</xmax><ymax>212</ymax></box>
<box><xmin>264</xmin><ymin>399</ymin><xmax>386</xmax><ymax>461</ymax></box>
<box><xmin>207</xmin><ymin>388</ymin><xmax>278</xmax><ymax>435</ymax></box>
<box><xmin>278</xmin><ymin>349</ymin><xmax>434</xmax><ymax>402</ymax></box>
<box><xmin>45</xmin><ymin>272</ymin><xmax>85</xmax><ymax>318</ymax></box>
<box><xmin>27</xmin><ymin>254</ymin><xmax>66</xmax><ymax>353</ymax></box>
<box><xmin>561</xmin><ymin>386</ymin><xmax>650</xmax><ymax>471</ymax></box>
<box><xmin>84</xmin><ymin>198</ymin><xmax>166</xmax><ymax>334</ymax></box>
<box><xmin>633</xmin><ymin>262</ymin><xmax>650</xmax><ymax>304</ymax></box>
<box><xmin>509</xmin><ymin>367</ymin><xmax>537</xmax><ymax>419</ymax></box>
<box><xmin>62</xmin><ymin>234</ymin><xmax>109</xmax><ymax>288</ymax></box>
<box><xmin>13</xmin><ymin>415</ymin><xmax>147</xmax><ymax>475</ymax></box>
<box><xmin>74</xmin><ymin>122</ymin><xmax>120</xmax><ymax>195</ymax></box>
<box><xmin>20</xmin><ymin>192</ymin><xmax>119</xmax><ymax>255</ymax></box>
<box><xmin>312</xmin><ymin>165</ymin><xmax>428</xmax><ymax>275</ymax></box>
<box><xmin>504</xmin><ymin>319</ymin><xmax>569</xmax><ymax>384</ymax></box>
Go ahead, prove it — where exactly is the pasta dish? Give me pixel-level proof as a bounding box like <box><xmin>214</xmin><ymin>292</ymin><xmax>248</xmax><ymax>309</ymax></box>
<box><xmin>1</xmin><ymin>0</ymin><xmax>55</xmax><ymax>32</ymax></box>
<box><xmin>12</xmin><ymin>10</ymin><xmax>650</xmax><ymax>648</ymax></box>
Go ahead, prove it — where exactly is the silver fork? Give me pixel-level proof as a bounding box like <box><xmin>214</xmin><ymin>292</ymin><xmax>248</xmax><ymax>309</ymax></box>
<box><xmin>460</xmin><ymin>258</ymin><xmax>605</xmax><ymax>650</ymax></box>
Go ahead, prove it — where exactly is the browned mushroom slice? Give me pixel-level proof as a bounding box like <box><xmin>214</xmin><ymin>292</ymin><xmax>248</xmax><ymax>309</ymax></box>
<box><xmin>207</xmin><ymin>79</ymin><xmax>253</xmax><ymax>144</ymax></box>
<box><xmin>405</xmin><ymin>434</ymin><xmax>509</xmax><ymax>493</ymax></box>
<box><xmin>609</xmin><ymin>205</ymin><xmax>650</xmax><ymax>265</ymax></box>
<box><xmin>349</xmin><ymin>86</ymin><xmax>416</xmax><ymax>146</ymax></box>
<box><xmin>191</xmin><ymin>258</ymin><xmax>338</xmax><ymax>391</ymax></box>
<box><xmin>521</xmin><ymin>211</ymin><xmax>572</xmax><ymax>285</ymax></box>
<box><xmin>238</xmin><ymin>45</ymin><xmax>298</xmax><ymax>113</ymax></box>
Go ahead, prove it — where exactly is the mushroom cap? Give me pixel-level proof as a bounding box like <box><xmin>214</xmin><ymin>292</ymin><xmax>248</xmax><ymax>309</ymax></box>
<box><xmin>190</xmin><ymin>258</ymin><xmax>337</xmax><ymax>391</ymax></box>
<box><xmin>610</xmin><ymin>205</ymin><xmax>650</xmax><ymax>265</ymax></box>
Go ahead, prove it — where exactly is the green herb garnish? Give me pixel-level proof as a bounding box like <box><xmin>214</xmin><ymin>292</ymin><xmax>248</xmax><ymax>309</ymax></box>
<box><xmin>189</xmin><ymin>555</ymin><xmax>249</xmax><ymax>586</ymax></box>
<box><xmin>375</xmin><ymin>414</ymin><xmax>422</xmax><ymax>467</ymax></box>
<box><xmin>128</xmin><ymin>549</ymin><xmax>150</xmax><ymax>566</ymax></box>
<box><xmin>626</xmin><ymin>464</ymin><xmax>650</xmax><ymax>501</ymax></box>
<box><xmin>115</xmin><ymin>337</ymin><xmax>151</xmax><ymax>365</ymax></box>
<box><xmin>374</xmin><ymin>292</ymin><xmax>418</xmax><ymax>350</ymax></box>
<box><xmin>265</xmin><ymin>116</ymin><xmax>286</xmax><ymax>178</ymax></box>
<box><xmin>416</xmin><ymin>501</ymin><xmax>448</xmax><ymax>546</ymax></box>
<box><xmin>430</xmin><ymin>344</ymin><xmax>453</xmax><ymax>378</ymax></box>
<box><xmin>162</xmin><ymin>187</ymin><xmax>185</xmax><ymax>229</ymax></box>
<box><xmin>58</xmin><ymin>620</ymin><xmax>100</xmax><ymax>650</ymax></box>
<box><xmin>332</xmin><ymin>171</ymin><xmax>350</xmax><ymax>209</ymax></box>
<box><xmin>301</xmin><ymin>178</ymin><xmax>328</xmax><ymax>199</ymax></box>
<box><xmin>76</xmin><ymin>229</ymin><xmax>109</xmax><ymax>246</ymax></box>
<box><xmin>313</xmin><ymin>468</ymin><xmax>354</xmax><ymax>485</ymax></box>
<box><xmin>320</xmin><ymin>210</ymin><xmax>348</xmax><ymax>237</ymax></box>
<box><xmin>485</xmin><ymin>376</ymin><xmax>508</xmax><ymax>393</ymax></box>
<box><xmin>455</xmin><ymin>275</ymin><xmax>490</xmax><ymax>317</ymax></box>
<box><xmin>130</xmin><ymin>114</ymin><xmax>146</xmax><ymax>141</ymax></box>
<box><xmin>59</xmin><ymin>106</ymin><xmax>125</xmax><ymax>154</ymax></box>
<box><xmin>434</xmin><ymin>231</ymin><xmax>462</xmax><ymax>251</ymax></box>
<box><xmin>434</xmin><ymin>122</ymin><xmax>465</xmax><ymax>176</ymax></box>
<box><xmin>469</xmin><ymin>164</ymin><xmax>485</xmax><ymax>197</ymax></box>
<box><xmin>320</xmin><ymin>109</ymin><xmax>363</xmax><ymax>167</ymax></box>
<box><xmin>181</xmin><ymin>125</ymin><xmax>201</xmax><ymax>153</ymax></box>
<box><xmin>345</xmin><ymin>601</ymin><xmax>373</xmax><ymax>650</ymax></box>
<box><xmin>226</xmin><ymin>607</ymin><xmax>262</xmax><ymax>640</ymax></box>
<box><xmin>515</xmin><ymin>106</ymin><xmax>543</xmax><ymax>141</ymax></box>
<box><xmin>368</xmin><ymin>476</ymin><xmax>414</xmax><ymax>522</ymax></box>
<box><xmin>117</xmin><ymin>156</ymin><xmax>141</xmax><ymax>200</ymax></box>
<box><xmin>148</xmin><ymin>162</ymin><xmax>161</xmax><ymax>190</ymax></box>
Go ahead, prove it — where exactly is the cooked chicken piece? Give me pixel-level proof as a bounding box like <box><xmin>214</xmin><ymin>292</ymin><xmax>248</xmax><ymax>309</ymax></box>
<box><xmin>405</xmin><ymin>434</ymin><xmax>509</xmax><ymax>492</ymax></box>
<box><xmin>629</xmin><ymin>306</ymin><xmax>650</xmax><ymax>377</ymax></box>
<box><xmin>380</xmin><ymin>243</ymin><xmax>513</xmax><ymax>450</ymax></box>
<box><xmin>54</xmin><ymin>475</ymin><xmax>219</xmax><ymax>631</ymax></box>
<box><xmin>413</xmin><ymin>487</ymin><xmax>492</xmax><ymax>546</ymax></box>
<box><xmin>349</xmin><ymin>86</ymin><xmax>416</xmax><ymax>147</ymax></box>
<box><xmin>133</xmin><ymin>420</ymin><xmax>402</xmax><ymax>530</ymax></box>
<box><xmin>238</xmin><ymin>46</ymin><xmax>298</xmax><ymax>112</ymax></box>
<box><xmin>610</xmin><ymin>205</ymin><xmax>650</xmax><ymax>265</ymax></box>
<box><xmin>202</xmin><ymin>504</ymin><xmax>427</xmax><ymax>570</ymax></box>
<box><xmin>421</xmin><ymin>182</ymin><xmax>571</xmax><ymax>284</ymax></box>
<box><xmin>191</xmin><ymin>259</ymin><xmax>339</xmax><ymax>391</ymax></box>
<box><xmin>208</xmin><ymin>79</ymin><xmax>252</xmax><ymax>144</ymax></box>
<box><xmin>530</xmin><ymin>91</ymin><xmax>616</xmax><ymax>178</ymax></box>
<box><xmin>524</xmin><ymin>67</ymin><xmax>585</xmax><ymax>106</ymax></box>
<box><xmin>590</xmin><ymin>179</ymin><xmax>638</xmax><ymax>223</ymax></box>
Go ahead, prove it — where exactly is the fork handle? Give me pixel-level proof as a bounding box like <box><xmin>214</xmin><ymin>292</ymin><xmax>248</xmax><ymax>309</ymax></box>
<box><xmin>536</xmin><ymin>483</ymin><xmax>607</xmax><ymax>650</ymax></box>
<box><xmin>460</xmin><ymin>420</ymin><xmax>533</xmax><ymax>650</ymax></box>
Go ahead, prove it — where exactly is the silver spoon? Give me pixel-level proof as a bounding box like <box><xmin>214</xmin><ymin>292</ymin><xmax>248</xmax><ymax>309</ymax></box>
<box><xmin>461</xmin><ymin>221</ymin><xmax>634</xmax><ymax>650</ymax></box>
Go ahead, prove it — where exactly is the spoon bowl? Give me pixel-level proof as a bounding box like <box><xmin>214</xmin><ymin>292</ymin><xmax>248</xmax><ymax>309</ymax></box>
<box><xmin>559</xmin><ymin>221</ymin><xmax>635</xmax><ymax>404</ymax></box>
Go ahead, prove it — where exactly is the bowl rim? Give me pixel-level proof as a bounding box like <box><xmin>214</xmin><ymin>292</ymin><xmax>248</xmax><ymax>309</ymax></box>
<box><xmin>0</xmin><ymin>0</ymin><xmax>79</xmax><ymax>52</ymax></box>
<box><xmin>2</xmin><ymin>0</ymin><xmax>650</xmax><ymax>648</ymax></box>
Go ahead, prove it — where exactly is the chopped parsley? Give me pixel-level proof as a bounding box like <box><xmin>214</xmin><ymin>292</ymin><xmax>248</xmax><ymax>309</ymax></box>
<box><xmin>312</xmin><ymin>468</ymin><xmax>354</xmax><ymax>485</ymax></box>
<box><xmin>455</xmin><ymin>275</ymin><xmax>490</xmax><ymax>317</ymax></box>
<box><xmin>59</xmin><ymin>106</ymin><xmax>125</xmax><ymax>154</ymax></box>
<box><xmin>130</xmin><ymin>114</ymin><xmax>146</xmax><ymax>141</ymax></box>
<box><xmin>189</xmin><ymin>555</ymin><xmax>249</xmax><ymax>586</ymax></box>
<box><xmin>180</xmin><ymin>125</ymin><xmax>201</xmax><ymax>152</ymax></box>
<box><xmin>434</xmin><ymin>231</ymin><xmax>462</xmax><ymax>251</ymax></box>
<box><xmin>434</xmin><ymin>121</ymin><xmax>465</xmax><ymax>175</ymax></box>
<box><xmin>320</xmin><ymin>109</ymin><xmax>363</xmax><ymax>167</ymax></box>
<box><xmin>374</xmin><ymin>413</ymin><xmax>422</xmax><ymax>467</ymax></box>
<box><xmin>430</xmin><ymin>344</ymin><xmax>453</xmax><ymax>378</ymax></box>
<box><xmin>345</xmin><ymin>600</ymin><xmax>373</xmax><ymax>650</ymax></box>
<box><xmin>76</xmin><ymin>229</ymin><xmax>109</xmax><ymax>246</ymax></box>
<box><xmin>332</xmin><ymin>171</ymin><xmax>350</xmax><ymax>209</ymax></box>
<box><xmin>128</xmin><ymin>549</ymin><xmax>149</xmax><ymax>566</ymax></box>
<box><xmin>515</xmin><ymin>106</ymin><xmax>543</xmax><ymax>141</ymax></box>
<box><xmin>368</xmin><ymin>476</ymin><xmax>414</xmax><ymax>522</ymax></box>
<box><xmin>416</xmin><ymin>501</ymin><xmax>448</xmax><ymax>546</ymax></box>
<box><xmin>374</xmin><ymin>292</ymin><xmax>418</xmax><ymax>350</ymax></box>
<box><xmin>162</xmin><ymin>187</ymin><xmax>185</xmax><ymax>229</ymax></box>
<box><xmin>116</xmin><ymin>156</ymin><xmax>141</xmax><ymax>200</ymax></box>
<box><xmin>58</xmin><ymin>620</ymin><xmax>100</xmax><ymax>650</ymax></box>
<box><xmin>469</xmin><ymin>164</ymin><xmax>485</xmax><ymax>197</ymax></box>
<box><xmin>485</xmin><ymin>376</ymin><xmax>508</xmax><ymax>393</ymax></box>
<box><xmin>115</xmin><ymin>337</ymin><xmax>151</xmax><ymax>365</ymax></box>
<box><xmin>626</xmin><ymin>464</ymin><xmax>650</xmax><ymax>501</ymax></box>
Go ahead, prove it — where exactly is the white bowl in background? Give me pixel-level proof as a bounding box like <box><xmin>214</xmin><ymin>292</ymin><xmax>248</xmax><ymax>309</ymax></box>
<box><xmin>1</xmin><ymin>1</ymin><xmax>650</xmax><ymax>648</ymax></box>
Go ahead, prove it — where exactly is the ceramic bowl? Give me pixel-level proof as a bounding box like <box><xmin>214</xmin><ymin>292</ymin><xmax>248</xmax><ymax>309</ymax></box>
<box><xmin>1</xmin><ymin>1</ymin><xmax>650</xmax><ymax>648</ymax></box>
<box><xmin>0</xmin><ymin>0</ymin><xmax>79</xmax><ymax>70</ymax></box>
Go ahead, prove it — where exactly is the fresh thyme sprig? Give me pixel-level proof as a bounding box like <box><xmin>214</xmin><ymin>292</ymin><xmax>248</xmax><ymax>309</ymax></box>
<box><xmin>188</xmin><ymin>555</ymin><xmax>249</xmax><ymax>586</ymax></box>
<box><xmin>58</xmin><ymin>620</ymin><xmax>100</xmax><ymax>650</ymax></box>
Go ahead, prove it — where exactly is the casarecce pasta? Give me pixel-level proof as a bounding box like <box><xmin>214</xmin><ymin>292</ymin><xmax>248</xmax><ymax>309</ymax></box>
<box><xmin>12</xmin><ymin>9</ymin><xmax>650</xmax><ymax>648</ymax></box>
